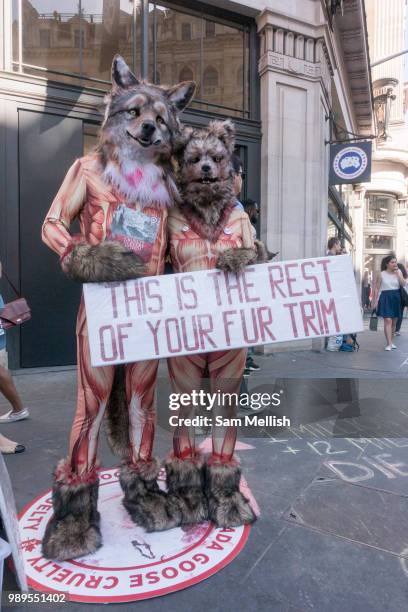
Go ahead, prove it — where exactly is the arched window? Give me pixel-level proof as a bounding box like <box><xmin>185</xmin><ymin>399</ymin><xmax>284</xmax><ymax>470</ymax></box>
<box><xmin>203</xmin><ymin>66</ymin><xmax>218</xmax><ymax>92</ymax></box>
<box><xmin>366</xmin><ymin>193</ymin><xmax>397</xmax><ymax>225</ymax></box>
<box><xmin>179</xmin><ymin>66</ymin><xmax>193</xmax><ymax>82</ymax></box>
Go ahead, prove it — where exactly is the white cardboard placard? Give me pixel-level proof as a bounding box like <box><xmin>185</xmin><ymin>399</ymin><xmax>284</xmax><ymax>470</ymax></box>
<box><xmin>84</xmin><ymin>255</ymin><xmax>363</xmax><ymax>367</ymax></box>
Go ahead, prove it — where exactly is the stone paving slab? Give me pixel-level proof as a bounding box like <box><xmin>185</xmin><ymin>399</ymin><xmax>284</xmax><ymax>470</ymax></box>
<box><xmin>257</xmin><ymin>523</ymin><xmax>408</xmax><ymax>612</ymax></box>
<box><xmin>285</xmin><ymin>478</ymin><xmax>408</xmax><ymax>556</ymax></box>
<box><xmin>2</xmin><ymin>353</ymin><xmax>408</xmax><ymax>610</ymax></box>
<box><xmin>316</xmin><ymin>444</ymin><xmax>408</xmax><ymax>497</ymax></box>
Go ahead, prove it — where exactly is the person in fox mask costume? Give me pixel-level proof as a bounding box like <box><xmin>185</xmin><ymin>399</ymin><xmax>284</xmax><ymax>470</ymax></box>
<box><xmin>41</xmin><ymin>55</ymin><xmax>195</xmax><ymax>561</ymax></box>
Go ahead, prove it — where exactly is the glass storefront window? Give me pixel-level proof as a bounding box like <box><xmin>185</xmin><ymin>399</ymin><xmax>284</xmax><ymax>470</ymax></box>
<box><xmin>364</xmin><ymin>234</ymin><xmax>393</xmax><ymax>250</ymax></box>
<box><xmin>328</xmin><ymin>196</ymin><xmax>340</xmax><ymax>220</ymax></box>
<box><xmin>327</xmin><ymin>217</ymin><xmax>337</xmax><ymax>240</ymax></box>
<box><xmin>201</xmin><ymin>20</ymin><xmax>248</xmax><ymax>113</ymax></box>
<box><xmin>81</xmin><ymin>0</ymin><xmax>134</xmax><ymax>83</ymax></box>
<box><xmin>19</xmin><ymin>1</ymin><xmax>81</xmax><ymax>79</ymax></box>
<box><xmin>12</xmin><ymin>2</ymin><xmax>251</xmax><ymax>117</ymax></box>
<box><xmin>13</xmin><ymin>0</ymin><xmax>135</xmax><ymax>86</ymax></box>
<box><xmin>327</xmin><ymin>187</ymin><xmax>353</xmax><ymax>250</ymax></box>
<box><xmin>149</xmin><ymin>5</ymin><xmax>201</xmax><ymax>98</ymax></box>
<box><xmin>148</xmin><ymin>3</ymin><xmax>249</xmax><ymax>117</ymax></box>
<box><xmin>340</xmin><ymin>184</ymin><xmax>353</xmax><ymax>215</ymax></box>
<box><xmin>366</xmin><ymin>194</ymin><xmax>396</xmax><ymax>225</ymax></box>
<box><xmin>12</xmin><ymin>1</ymin><xmax>19</xmax><ymax>64</ymax></box>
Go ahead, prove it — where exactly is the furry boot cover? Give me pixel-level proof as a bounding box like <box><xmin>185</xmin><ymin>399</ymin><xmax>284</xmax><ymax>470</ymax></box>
<box><xmin>42</xmin><ymin>460</ymin><xmax>102</xmax><ymax>561</ymax></box>
<box><xmin>61</xmin><ymin>239</ymin><xmax>145</xmax><ymax>283</ymax></box>
<box><xmin>165</xmin><ymin>456</ymin><xmax>208</xmax><ymax>525</ymax></box>
<box><xmin>205</xmin><ymin>460</ymin><xmax>256</xmax><ymax>528</ymax></box>
<box><xmin>120</xmin><ymin>458</ymin><xmax>183</xmax><ymax>532</ymax></box>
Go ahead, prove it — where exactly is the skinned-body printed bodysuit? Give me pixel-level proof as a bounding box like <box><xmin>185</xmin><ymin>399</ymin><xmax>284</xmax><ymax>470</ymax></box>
<box><xmin>167</xmin><ymin>205</ymin><xmax>253</xmax><ymax>461</ymax></box>
<box><xmin>42</xmin><ymin>154</ymin><xmax>167</xmax><ymax>474</ymax></box>
<box><xmin>163</xmin><ymin>120</ymin><xmax>258</xmax><ymax>529</ymax></box>
<box><xmin>41</xmin><ymin>54</ymin><xmax>196</xmax><ymax>561</ymax></box>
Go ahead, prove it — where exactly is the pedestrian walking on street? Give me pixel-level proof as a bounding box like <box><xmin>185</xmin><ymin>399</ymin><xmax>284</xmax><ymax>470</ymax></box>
<box><xmin>362</xmin><ymin>269</ymin><xmax>371</xmax><ymax>310</ymax></box>
<box><xmin>373</xmin><ymin>255</ymin><xmax>406</xmax><ymax>351</ymax></box>
<box><xmin>0</xmin><ymin>262</ymin><xmax>26</xmax><ymax>453</ymax></box>
<box><xmin>395</xmin><ymin>263</ymin><xmax>408</xmax><ymax>336</ymax></box>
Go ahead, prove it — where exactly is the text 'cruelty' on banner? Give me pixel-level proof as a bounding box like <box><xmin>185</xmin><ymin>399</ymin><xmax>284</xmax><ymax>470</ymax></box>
<box><xmin>83</xmin><ymin>254</ymin><xmax>363</xmax><ymax>367</ymax></box>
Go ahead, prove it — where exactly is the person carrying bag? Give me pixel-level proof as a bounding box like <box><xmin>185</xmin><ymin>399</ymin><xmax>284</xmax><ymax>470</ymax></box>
<box><xmin>369</xmin><ymin>310</ymin><xmax>378</xmax><ymax>332</ymax></box>
<box><xmin>0</xmin><ymin>271</ymin><xmax>31</xmax><ymax>330</ymax></box>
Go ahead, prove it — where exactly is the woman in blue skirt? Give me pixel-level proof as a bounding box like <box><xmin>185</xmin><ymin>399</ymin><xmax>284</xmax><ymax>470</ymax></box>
<box><xmin>373</xmin><ymin>255</ymin><xmax>406</xmax><ymax>351</ymax></box>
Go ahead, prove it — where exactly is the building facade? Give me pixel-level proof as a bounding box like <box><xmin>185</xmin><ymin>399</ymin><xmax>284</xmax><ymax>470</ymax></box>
<box><xmin>0</xmin><ymin>0</ymin><xmax>373</xmax><ymax>368</ymax></box>
<box><xmin>359</xmin><ymin>0</ymin><xmax>408</xmax><ymax>299</ymax></box>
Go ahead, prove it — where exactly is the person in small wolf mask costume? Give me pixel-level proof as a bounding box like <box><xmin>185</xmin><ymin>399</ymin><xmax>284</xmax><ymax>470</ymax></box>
<box><xmin>41</xmin><ymin>55</ymin><xmax>195</xmax><ymax>561</ymax></box>
<box><xmin>164</xmin><ymin>120</ymin><xmax>265</xmax><ymax>528</ymax></box>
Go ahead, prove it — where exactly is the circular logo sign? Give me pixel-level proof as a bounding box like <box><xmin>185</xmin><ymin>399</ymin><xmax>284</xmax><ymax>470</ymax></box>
<box><xmin>333</xmin><ymin>146</ymin><xmax>368</xmax><ymax>180</ymax></box>
<box><xmin>18</xmin><ymin>468</ymin><xmax>252</xmax><ymax>603</ymax></box>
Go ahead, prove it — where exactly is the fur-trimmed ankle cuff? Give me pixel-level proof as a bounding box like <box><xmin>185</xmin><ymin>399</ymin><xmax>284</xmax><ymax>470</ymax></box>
<box><xmin>165</xmin><ymin>455</ymin><xmax>205</xmax><ymax>491</ymax></box>
<box><xmin>205</xmin><ymin>460</ymin><xmax>242</xmax><ymax>493</ymax></box>
<box><xmin>121</xmin><ymin>457</ymin><xmax>161</xmax><ymax>482</ymax></box>
<box><xmin>165</xmin><ymin>456</ymin><xmax>208</xmax><ymax>525</ymax></box>
<box><xmin>54</xmin><ymin>459</ymin><xmax>99</xmax><ymax>487</ymax></box>
<box><xmin>205</xmin><ymin>461</ymin><xmax>256</xmax><ymax>527</ymax></box>
<box><xmin>207</xmin><ymin>454</ymin><xmax>238</xmax><ymax>467</ymax></box>
<box><xmin>120</xmin><ymin>458</ymin><xmax>183</xmax><ymax>532</ymax></box>
<box><xmin>42</xmin><ymin>470</ymin><xmax>101</xmax><ymax>560</ymax></box>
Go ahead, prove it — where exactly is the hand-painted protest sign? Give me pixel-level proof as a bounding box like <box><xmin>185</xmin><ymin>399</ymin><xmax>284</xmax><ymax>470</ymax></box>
<box><xmin>83</xmin><ymin>254</ymin><xmax>363</xmax><ymax>367</ymax></box>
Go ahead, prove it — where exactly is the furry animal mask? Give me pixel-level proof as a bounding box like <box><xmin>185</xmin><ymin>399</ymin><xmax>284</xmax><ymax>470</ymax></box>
<box><xmin>177</xmin><ymin>120</ymin><xmax>236</xmax><ymax>239</ymax></box>
<box><xmin>99</xmin><ymin>55</ymin><xmax>196</xmax><ymax>207</ymax></box>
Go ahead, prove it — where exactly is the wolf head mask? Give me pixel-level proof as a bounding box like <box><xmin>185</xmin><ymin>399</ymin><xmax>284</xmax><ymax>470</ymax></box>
<box><xmin>177</xmin><ymin>119</ymin><xmax>236</xmax><ymax>211</ymax></box>
<box><xmin>99</xmin><ymin>55</ymin><xmax>196</xmax><ymax>206</ymax></box>
<box><xmin>100</xmin><ymin>55</ymin><xmax>196</xmax><ymax>165</ymax></box>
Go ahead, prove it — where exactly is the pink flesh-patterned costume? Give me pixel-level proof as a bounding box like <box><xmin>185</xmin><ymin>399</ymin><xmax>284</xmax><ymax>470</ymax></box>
<box><xmin>161</xmin><ymin>119</ymin><xmax>259</xmax><ymax>530</ymax></box>
<box><xmin>42</xmin><ymin>154</ymin><xmax>168</xmax><ymax>474</ymax></box>
<box><xmin>40</xmin><ymin>54</ymin><xmax>197</xmax><ymax>562</ymax></box>
<box><xmin>167</xmin><ymin>204</ymin><xmax>253</xmax><ymax>462</ymax></box>
<box><xmin>40</xmin><ymin>154</ymin><xmax>177</xmax><ymax>561</ymax></box>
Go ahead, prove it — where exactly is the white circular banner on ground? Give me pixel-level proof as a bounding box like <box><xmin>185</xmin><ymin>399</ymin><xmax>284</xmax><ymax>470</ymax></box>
<box><xmin>17</xmin><ymin>468</ymin><xmax>253</xmax><ymax>603</ymax></box>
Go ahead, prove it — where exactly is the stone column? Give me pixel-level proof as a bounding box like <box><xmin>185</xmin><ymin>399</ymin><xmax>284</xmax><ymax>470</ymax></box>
<box><xmin>256</xmin><ymin>10</ymin><xmax>333</xmax><ymax>352</ymax></box>
<box><xmin>351</xmin><ymin>185</ymin><xmax>366</xmax><ymax>295</ymax></box>
<box><xmin>257</xmin><ymin>10</ymin><xmax>332</xmax><ymax>263</ymax></box>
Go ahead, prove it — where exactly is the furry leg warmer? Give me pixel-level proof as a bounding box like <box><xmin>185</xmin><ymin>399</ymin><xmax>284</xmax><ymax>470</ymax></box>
<box><xmin>42</xmin><ymin>460</ymin><xmax>102</xmax><ymax>561</ymax></box>
<box><xmin>205</xmin><ymin>459</ymin><xmax>256</xmax><ymax>528</ymax></box>
<box><xmin>165</xmin><ymin>456</ymin><xmax>208</xmax><ymax>525</ymax></box>
<box><xmin>120</xmin><ymin>458</ymin><xmax>183</xmax><ymax>532</ymax></box>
